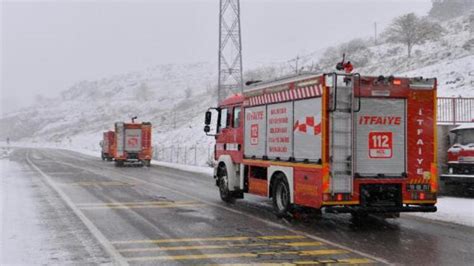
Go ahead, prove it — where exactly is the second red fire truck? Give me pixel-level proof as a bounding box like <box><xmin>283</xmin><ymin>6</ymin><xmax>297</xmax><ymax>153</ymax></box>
<box><xmin>113</xmin><ymin>119</ymin><xmax>153</xmax><ymax>167</ymax></box>
<box><xmin>204</xmin><ymin>72</ymin><xmax>438</xmax><ymax>216</ymax></box>
<box><xmin>100</xmin><ymin>131</ymin><xmax>115</xmax><ymax>161</ymax></box>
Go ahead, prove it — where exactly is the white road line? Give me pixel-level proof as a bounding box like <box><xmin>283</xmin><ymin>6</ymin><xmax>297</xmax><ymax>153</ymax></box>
<box><xmin>26</xmin><ymin>151</ymin><xmax>129</xmax><ymax>266</ymax></box>
<box><xmin>49</xmin><ymin>152</ymin><xmax>390</xmax><ymax>265</ymax></box>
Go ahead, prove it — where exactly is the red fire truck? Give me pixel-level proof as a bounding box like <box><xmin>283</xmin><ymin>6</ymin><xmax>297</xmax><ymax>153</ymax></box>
<box><xmin>204</xmin><ymin>73</ymin><xmax>438</xmax><ymax>216</ymax></box>
<box><xmin>100</xmin><ymin>131</ymin><xmax>115</xmax><ymax>161</ymax></box>
<box><xmin>441</xmin><ymin>124</ymin><xmax>474</xmax><ymax>188</ymax></box>
<box><xmin>114</xmin><ymin>120</ymin><xmax>153</xmax><ymax>167</ymax></box>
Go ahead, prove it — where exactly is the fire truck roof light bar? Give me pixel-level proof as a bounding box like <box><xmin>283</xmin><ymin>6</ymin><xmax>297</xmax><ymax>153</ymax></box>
<box><xmin>408</xmin><ymin>77</ymin><xmax>436</xmax><ymax>90</ymax></box>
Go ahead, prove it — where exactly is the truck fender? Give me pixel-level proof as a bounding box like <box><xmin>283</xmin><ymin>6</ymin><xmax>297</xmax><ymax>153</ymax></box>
<box><xmin>215</xmin><ymin>155</ymin><xmax>239</xmax><ymax>192</ymax></box>
<box><xmin>268</xmin><ymin>166</ymin><xmax>294</xmax><ymax>203</ymax></box>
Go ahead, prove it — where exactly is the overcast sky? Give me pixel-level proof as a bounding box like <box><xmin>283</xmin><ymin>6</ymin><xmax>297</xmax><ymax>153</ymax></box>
<box><xmin>1</xmin><ymin>0</ymin><xmax>431</xmax><ymax>114</ymax></box>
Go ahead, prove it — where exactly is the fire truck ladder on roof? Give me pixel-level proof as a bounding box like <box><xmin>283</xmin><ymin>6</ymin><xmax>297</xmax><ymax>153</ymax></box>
<box><xmin>327</xmin><ymin>73</ymin><xmax>360</xmax><ymax>194</ymax></box>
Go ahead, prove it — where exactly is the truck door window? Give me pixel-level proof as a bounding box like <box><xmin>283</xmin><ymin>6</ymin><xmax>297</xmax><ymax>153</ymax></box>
<box><xmin>233</xmin><ymin>107</ymin><xmax>241</xmax><ymax>128</ymax></box>
<box><xmin>219</xmin><ymin>108</ymin><xmax>229</xmax><ymax>132</ymax></box>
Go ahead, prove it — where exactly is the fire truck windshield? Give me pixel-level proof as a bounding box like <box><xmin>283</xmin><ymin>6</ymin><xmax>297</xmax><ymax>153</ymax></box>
<box><xmin>454</xmin><ymin>129</ymin><xmax>474</xmax><ymax>145</ymax></box>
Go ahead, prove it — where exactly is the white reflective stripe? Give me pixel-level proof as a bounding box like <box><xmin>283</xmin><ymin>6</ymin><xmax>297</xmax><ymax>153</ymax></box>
<box><xmin>226</xmin><ymin>143</ymin><xmax>239</xmax><ymax>151</ymax></box>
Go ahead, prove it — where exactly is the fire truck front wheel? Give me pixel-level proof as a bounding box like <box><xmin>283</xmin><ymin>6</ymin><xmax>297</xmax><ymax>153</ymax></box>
<box><xmin>272</xmin><ymin>174</ymin><xmax>292</xmax><ymax>217</ymax></box>
<box><xmin>115</xmin><ymin>160</ymin><xmax>124</xmax><ymax>167</ymax></box>
<box><xmin>217</xmin><ymin>164</ymin><xmax>234</xmax><ymax>203</ymax></box>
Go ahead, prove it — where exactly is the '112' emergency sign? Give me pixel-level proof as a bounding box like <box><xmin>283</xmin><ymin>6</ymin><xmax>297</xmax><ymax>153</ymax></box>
<box><xmin>369</xmin><ymin>132</ymin><xmax>393</xmax><ymax>158</ymax></box>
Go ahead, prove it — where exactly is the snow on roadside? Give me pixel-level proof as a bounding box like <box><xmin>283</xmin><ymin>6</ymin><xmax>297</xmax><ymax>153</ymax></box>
<box><xmin>151</xmin><ymin>160</ymin><xmax>213</xmax><ymax>176</ymax></box>
<box><xmin>407</xmin><ymin>196</ymin><xmax>474</xmax><ymax>227</ymax></box>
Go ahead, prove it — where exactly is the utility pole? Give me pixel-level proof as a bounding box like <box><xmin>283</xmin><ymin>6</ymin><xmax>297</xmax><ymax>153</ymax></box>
<box><xmin>218</xmin><ymin>0</ymin><xmax>243</xmax><ymax>102</ymax></box>
<box><xmin>288</xmin><ymin>55</ymin><xmax>300</xmax><ymax>74</ymax></box>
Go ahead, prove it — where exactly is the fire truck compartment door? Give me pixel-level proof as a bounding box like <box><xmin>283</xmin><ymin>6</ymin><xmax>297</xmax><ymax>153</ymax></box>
<box><xmin>355</xmin><ymin>98</ymin><xmax>406</xmax><ymax>177</ymax></box>
<box><xmin>267</xmin><ymin>102</ymin><xmax>293</xmax><ymax>160</ymax></box>
<box><xmin>294</xmin><ymin>98</ymin><xmax>322</xmax><ymax>162</ymax></box>
<box><xmin>244</xmin><ymin>105</ymin><xmax>267</xmax><ymax>158</ymax></box>
<box><xmin>124</xmin><ymin>129</ymin><xmax>142</xmax><ymax>152</ymax></box>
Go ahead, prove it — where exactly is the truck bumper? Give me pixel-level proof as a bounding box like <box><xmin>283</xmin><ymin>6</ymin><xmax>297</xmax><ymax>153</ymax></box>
<box><xmin>440</xmin><ymin>174</ymin><xmax>474</xmax><ymax>183</ymax></box>
<box><xmin>325</xmin><ymin>205</ymin><xmax>437</xmax><ymax>214</ymax></box>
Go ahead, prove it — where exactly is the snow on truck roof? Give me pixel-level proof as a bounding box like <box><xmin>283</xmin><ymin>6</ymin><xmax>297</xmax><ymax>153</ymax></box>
<box><xmin>451</xmin><ymin>123</ymin><xmax>474</xmax><ymax>131</ymax></box>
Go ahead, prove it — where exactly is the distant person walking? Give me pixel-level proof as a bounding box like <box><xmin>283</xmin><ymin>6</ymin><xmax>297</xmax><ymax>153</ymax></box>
<box><xmin>6</xmin><ymin>137</ymin><xmax>10</xmax><ymax>145</ymax></box>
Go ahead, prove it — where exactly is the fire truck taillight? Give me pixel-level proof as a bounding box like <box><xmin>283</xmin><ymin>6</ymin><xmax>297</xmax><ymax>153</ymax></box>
<box><xmin>324</xmin><ymin>193</ymin><xmax>352</xmax><ymax>202</ymax></box>
<box><xmin>407</xmin><ymin>184</ymin><xmax>436</xmax><ymax>200</ymax></box>
<box><xmin>393</xmin><ymin>79</ymin><xmax>401</xmax><ymax>85</ymax></box>
<box><xmin>419</xmin><ymin>192</ymin><xmax>426</xmax><ymax>200</ymax></box>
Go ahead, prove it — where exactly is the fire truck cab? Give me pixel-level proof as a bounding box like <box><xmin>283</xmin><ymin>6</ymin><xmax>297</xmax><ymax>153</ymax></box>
<box><xmin>441</xmin><ymin>124</ymin><xmax>474</xmax><ymax>187</ymax></box>
<box><xmin>205</xmin><ymin>73</ymin><xmax>438</xmax><ymax>216</ymax></box>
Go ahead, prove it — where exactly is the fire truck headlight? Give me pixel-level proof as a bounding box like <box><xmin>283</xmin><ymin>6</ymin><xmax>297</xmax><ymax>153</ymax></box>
<box><xmin>449</xmin><ymin>167</ymin><xmax>453</xmax><ymax>174</ymax></box>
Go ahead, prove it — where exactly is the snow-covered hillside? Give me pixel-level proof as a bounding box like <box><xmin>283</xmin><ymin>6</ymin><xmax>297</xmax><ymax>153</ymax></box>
<box><xmin>357</xmin><ymin>15</ymin><xmax>474</xmax><ymax>97</ymax></box>
<box><xmin>0</xmin><ymin>13</ymin><xmax>472</xmax><ymax>166</ymax></box>
<box><xmin>0</xmin><ymin>62</ymin><xmax>218</xmax><ymax>164</ymax></box>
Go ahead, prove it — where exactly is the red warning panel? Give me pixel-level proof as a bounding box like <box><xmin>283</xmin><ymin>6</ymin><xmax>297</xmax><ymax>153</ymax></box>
<box><xmin>250</xmin><ymin>124</ymin><xmax>259</xmax><ymax>145</ymax></box>
<box><xmin>368</xmin><ymin>132</ymin><xmax>393</xmax><ymax>159</ymax></box>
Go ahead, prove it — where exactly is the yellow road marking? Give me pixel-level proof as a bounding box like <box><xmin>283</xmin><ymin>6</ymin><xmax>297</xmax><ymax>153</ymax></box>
<box><xmin>117</xmin><ymin>241</ymin><xmax>323</xmax><ymax>252</ymax></box>
<box><xmin>284</xmin><ymin>242</ymin><xmax>323</xmax><ymax>247</ymax></box>
<box><xmin>215</xmin><ymin>258</ymin><xmax>374</xmax><ymax>265</ymax></box>
<box><xmin>258</xmin><ymin>249</ymin><xmax>346</xmax><ymax>256</ymax></box>
<box><xmin>75</xmin><ymin>200</ymin><xmax>196</xmax><ymax>207</ymax></box>
<box><xmin>126</xmin><ymin>249</ymin><xmax>347</xmax><ymax>261</ymax></box>
<box><xmin>112</xmin><ymin>235</ymin><xmax>306</xmax><ymax>245</ymax></box>
<box><xmin>79</xmin><ymin>203</ymin><xmax>204</xmax><ymax>210</ymax></box>
<box><xmin>336</xmin><ymin>258</ymin><xmax>375</xmax><ymax>264</ymax></box>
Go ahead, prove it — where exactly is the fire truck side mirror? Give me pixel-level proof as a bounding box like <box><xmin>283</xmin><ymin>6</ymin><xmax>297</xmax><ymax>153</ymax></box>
<box><xmin>205</xmin><ymin>111</ymin><xmax>212</xmax><ymax>125</ymax></box>
<box><xmin>204</xmin><ymin>125</ymin><xmax>210</xmax><ymax>133</ymax></box>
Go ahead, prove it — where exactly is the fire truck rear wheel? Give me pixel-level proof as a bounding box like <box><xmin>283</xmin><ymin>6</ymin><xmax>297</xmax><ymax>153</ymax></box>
<box><xmin>101</xmin><ymin>153</ymin><xmax>105</xmax><ymax>161</ymax></box>
<box><xmin>143</xmin><ymin>160</ymin><xmax>151</xmax><ymax>167</ymax></box>
<box><xmin>272</xmin><ymin>175</ymin><xmax>292</xmax><ymax>217</ymax></box>
<box><xmin>115</xmin><ymin>160</ymin><xmax>124</xmax><ymax>167</ymax></box>
<box><xmin>218</xmin><ymin>164</ymin><xmax>234</xmax><ymax>203</ymax></box>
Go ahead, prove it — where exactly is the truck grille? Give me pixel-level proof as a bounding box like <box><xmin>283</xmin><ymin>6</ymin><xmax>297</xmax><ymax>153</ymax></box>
<box><xmin>360</xmin><ymin>184</ymin><xmax>402</xmax><ymax>207</ymax></box>
<box><xmin>451</xmin><ymin>163</ymin><xmax>474</xmax><ymax>175</ymax></box>
<box><xmin>127</xmin><ymin>153</ymin><xmax>139</xmax><ymax>160</ymax></box>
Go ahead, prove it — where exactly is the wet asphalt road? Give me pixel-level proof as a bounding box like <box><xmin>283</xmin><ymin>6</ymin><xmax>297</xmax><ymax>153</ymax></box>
<box><xmin>2</xmin><ymin>147</ymin><xmax>474</xmax><ymax>265</ymax></box>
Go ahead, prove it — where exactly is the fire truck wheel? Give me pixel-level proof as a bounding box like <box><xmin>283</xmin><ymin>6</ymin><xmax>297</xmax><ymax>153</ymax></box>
<box><xmin>107</xmin><ymin>157</ymin><xmax>113</xmax><ymax>162</ymax></box>
<box><xmin>272</xmin><ymin>175</ymin><xmax>292</xmax><ymax>217</ymax></box>
<box><xmin>101</xmin><ymin>153</ymin><xmax>105</xmax><ymax>161</ymax></box>
<box><xmin>218</xmin><ymin>165</ymin><xmax>234</xmax><ymax>203</ymax></box>
<box><xmin>143</xmin><ymin>160</ymin><xmax>151</xmax><ymax>167</ymax></box>
<box><xmin>115</xmin><ymin>160</ymin><xmax>124</xmax><ymax>167</ymax></box>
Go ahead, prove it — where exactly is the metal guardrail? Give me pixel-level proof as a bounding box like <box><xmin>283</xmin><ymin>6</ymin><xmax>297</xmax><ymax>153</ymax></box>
<box><xmin>153</xmin><ymin>145</ymin><xmax>214</xmax><ymax>167</ymax></box>
<box><xmin>437</xmin><ymin>97</ymin><xmax>474</xmax><ymax>124</ymax></box>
